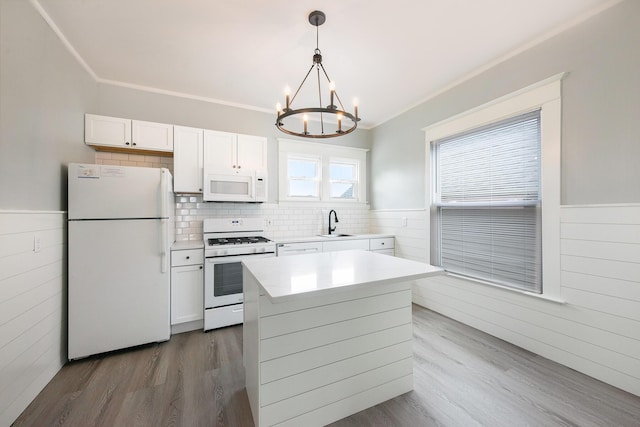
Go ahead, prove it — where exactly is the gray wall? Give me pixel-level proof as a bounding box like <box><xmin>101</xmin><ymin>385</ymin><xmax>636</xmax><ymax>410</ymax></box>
<box><xmin>370</xmin><ymin>0</ymin><xmax>640</xmax><ymax>209</ymax></box>
<box><xmin>0</xmin><ymin>0</ymin><xmax>97</xmax><ymax>211</ymax></box>
<box><xmin>94</xmin><ymin>84</ymin><xmax>372</xmax><ymax>203</ymax></box>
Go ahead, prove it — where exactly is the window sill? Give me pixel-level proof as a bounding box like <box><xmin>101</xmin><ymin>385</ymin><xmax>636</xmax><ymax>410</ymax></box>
<box><xmin>445</xmin><ymin>272</ymin><xmax>566</xmax><ymax>304</ymax></box>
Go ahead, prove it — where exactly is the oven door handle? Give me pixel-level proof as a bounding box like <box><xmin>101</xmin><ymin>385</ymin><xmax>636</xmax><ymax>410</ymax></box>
<box><xmin>205</xmin><ymin>253</ymin><xmax>275</xmax><ymax>263</ymax></box>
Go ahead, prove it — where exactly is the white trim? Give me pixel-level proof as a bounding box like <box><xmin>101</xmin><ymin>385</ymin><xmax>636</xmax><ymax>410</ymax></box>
<box><xmin>424</xmin><ymin>75</ymin><xmax>564</xmax><ymax>299</ymax></box>
<box><xmin>422</xmin><ymin>72</ymin><xmax>566</xmax><ymax>137</ymax></box>
<box><xmin>444</xmin><ymin>273</ymin><xmax>566</xmax><ymax>304</ymax></box>
<box><xmin>374</xmin><ymin>0</ymin><xmax>622</xmax><ymax>127</ymax></box>
<box><xmin>29</xmin><ymin>0</ymin><xmax>98</xmax><ymax>80</ymax></box>
<box><xmin>561</xmin><ymin>203</ymin><xmax>640</xmax><ymax>209</ymax></box>
<box><xmin>96</xmin><ymin>78</ymin><xmax>276</xmax><ymax>115</ymax></box>
<box><xmin>278</xmin><ymin>139</ymin><xmax>368</xmax><ymax>204</ymax></box>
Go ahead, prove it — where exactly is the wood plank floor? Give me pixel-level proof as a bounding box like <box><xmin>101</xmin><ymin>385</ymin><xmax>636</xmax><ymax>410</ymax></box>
<box><xmin>13</xmin><ymin>305</ymin><xmax>640</xmax><ymax>426</ymax></box>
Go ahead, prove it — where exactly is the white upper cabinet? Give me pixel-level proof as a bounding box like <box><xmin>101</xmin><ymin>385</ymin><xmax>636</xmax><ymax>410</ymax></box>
<box><xmin>85</xmin><ymin>114</ymin><xmax>131</xmax><ymax>147</ymax></box>
<box><xmin>203</xmin><ymin>130</ymin><xmax>267</xmax><ymax>172</ymax></box>
<box><xmin>203</xmin><ymin>130</ymin><xmax>236</xmax><ymax>171</ymax></box>
<box><xmin>131</xmin><ymin>120</ymin><xmax>173</xmax><ymax>152</ymax></box>
<box><xmin>85</xmin><ymin>114</ymin><xmax>173</xmax><ymax>153</ymax></box>
<box><xmin>173</xmin><ymin>126</ymin><xmax>204</xmax><ymax>193</ymax></box>
<box><xmin>237</xmin><ymin>134</ymin><xmax>268</xmax><ymax>171</ymax></box>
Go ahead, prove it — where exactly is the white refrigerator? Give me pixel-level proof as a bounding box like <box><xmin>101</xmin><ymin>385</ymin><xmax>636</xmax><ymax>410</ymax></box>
<box><xmin>68</xmin><ymin>163</ymin><xmax>174</xmax><ymax>360</ymax></box>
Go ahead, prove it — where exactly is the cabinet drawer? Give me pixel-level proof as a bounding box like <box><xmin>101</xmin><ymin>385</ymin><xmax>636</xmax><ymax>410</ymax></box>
<box><xmin>369</xmin><ymin>237</ymin><xmax>394</xmax><ymax>251</ymax></box>
<box><xmin>371</xmin><ymin>248</ymin><xmax>395</xmax><ymax>256</ymax></box>
<box><xmin>171</xmin><ymin>249</ymin><xmax>204</xmax><ymax>267</ymax></box>
<box><xmin>277</xmin><ymin>242</ymin><xmax>323</xmax><ymax>256</ymax></box>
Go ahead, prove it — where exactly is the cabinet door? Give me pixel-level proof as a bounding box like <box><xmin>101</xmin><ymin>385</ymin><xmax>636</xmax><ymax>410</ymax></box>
<box><xmin>132</xmin><ymin>120</ymin><xmax>174</xmax><ymax>152</ymax></box>
<box><xmin>174</xmin><ymin>126</ymin><xmax>204</xmax><ymax>193</ymax></box>
<box><xmin>171</xmin><ymin>264</ymin><xmax>204</xmax><ymax>324</ymax></box>
<box><xmin>85</xmin><ymin>114</ymin><xmax>131</xmax><ymax>147</ymax></box>
<box><xmin>203</xmin><ymin>130</ymin><xmax>237</xmax><ymax>170</ymax></box>
<box><xmin>237</xmin><ymin>134</ymin><xmax>267</xmax><ymax>171</ymax></box>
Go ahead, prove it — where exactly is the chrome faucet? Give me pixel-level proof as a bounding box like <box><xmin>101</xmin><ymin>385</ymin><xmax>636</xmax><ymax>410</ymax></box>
<box><xmin>328</xmin><ymin>209</ymin><xmax>339</xmax><ymax>235</ymax></box>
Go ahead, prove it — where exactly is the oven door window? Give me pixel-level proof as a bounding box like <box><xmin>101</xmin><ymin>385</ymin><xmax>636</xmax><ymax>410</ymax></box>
<box><xmin>213</xmin><ymin>262</ymin><xmax>243</xmax><ymax>296</ymax></box>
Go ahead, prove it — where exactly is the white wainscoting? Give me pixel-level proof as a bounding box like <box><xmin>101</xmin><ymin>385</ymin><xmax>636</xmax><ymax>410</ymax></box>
<box><xmin>369</xmin><ymin>209</ymin><xmax>429</xmax><ymax>262</ymax></box>
<box><xmin>0</xmin><ymin>211</ymin><xmax>67</xmax><ymax>426</ymax></box>
<box><xmin>370</xmin><ymin>205</ymin><xmax>640</xmax><ymax>397</ymax></box>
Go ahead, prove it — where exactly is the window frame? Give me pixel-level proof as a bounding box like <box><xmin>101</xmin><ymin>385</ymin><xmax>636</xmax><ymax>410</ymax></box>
<box><xmin>328</xmin><ymin>157</ymin><xmax>359</xmax><ymax>201</ymax></box>
<box><xmin>286</xmin><ymin>154</ymin><xmax>322</xmax><ymax>200</ymax></box>
<box><xmin>423</xmin><ymin>73</ymin><xmax>564</xmax><ymax>300</ymax></box>
<box><xmin>278</xmin><ymin>139</ymin><xmax>368</xmax><ymax>204</ymax></box>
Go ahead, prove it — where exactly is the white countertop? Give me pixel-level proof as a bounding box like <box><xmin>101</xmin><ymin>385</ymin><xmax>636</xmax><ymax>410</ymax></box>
<box><xmin>242</xmin><ymin>250</ymin><xmax>444</xmax><ymax>303</ymax></box>
<box><xmin>272</xmin><ymin>233</ymin><xmax>394</xmax><ymax>244</ymax></box>
<box><xmin>171</xmin><ymin>240</ymin><xmax>204</xmax><ymax>250</ymax></box>
<box><xmin>273</xmin><ymin>233</ymin><xmax>394</xmax><ymax>244</ymax></box>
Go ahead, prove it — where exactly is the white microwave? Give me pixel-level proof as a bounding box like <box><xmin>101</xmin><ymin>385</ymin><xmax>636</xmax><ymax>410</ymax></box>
<box><xmin>202</xmin><ymin>168</ymin><xmax>267</xmax><ymax>202</ymax></box>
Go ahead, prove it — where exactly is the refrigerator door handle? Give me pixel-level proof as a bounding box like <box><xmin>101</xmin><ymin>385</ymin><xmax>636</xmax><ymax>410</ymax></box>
<box><xmin>161</xmin><ymin>218</ymin><xmax>168</xmax><ymax>273</ymax></box>
<box><xmin>160</xmin><ymin>169</ymin><xmax>167</xmax><ymax>217</ymax></box>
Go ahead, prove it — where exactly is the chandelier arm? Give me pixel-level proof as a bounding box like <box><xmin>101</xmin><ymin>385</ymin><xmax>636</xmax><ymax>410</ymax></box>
<box><xmin>316</xmin><ymin>65</ymin><xmax>324</xmax><ymax>134</ymax></box>
<box><xmin>318</xmin><ymin>63</ymin><xmax>346</xmax><ymax>110</ymax></box>
<box><xmin>290</xmin><ymin>64</ymin><xmax>316</xmax><ymax>107</ymax></box>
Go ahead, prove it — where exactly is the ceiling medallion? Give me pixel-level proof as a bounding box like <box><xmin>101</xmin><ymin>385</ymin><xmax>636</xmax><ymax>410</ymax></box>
<box><xmin>276</xmin><ymin>10</ymin><xmax>360</xmax><ymax>139</ymax></box>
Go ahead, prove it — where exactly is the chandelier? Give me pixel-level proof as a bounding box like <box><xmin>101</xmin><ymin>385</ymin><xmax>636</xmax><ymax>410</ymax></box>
<box><xmin>276</xmin><ymin>10</ymin><xmax>360</xmax><ymax>139</ymax></box>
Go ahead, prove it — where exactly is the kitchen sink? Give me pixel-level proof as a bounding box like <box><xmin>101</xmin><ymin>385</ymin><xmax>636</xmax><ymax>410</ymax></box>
<box><xmin>317</xmin><ymin>234</ymin><xmax>352</xmax><ymax>238</ymax></box>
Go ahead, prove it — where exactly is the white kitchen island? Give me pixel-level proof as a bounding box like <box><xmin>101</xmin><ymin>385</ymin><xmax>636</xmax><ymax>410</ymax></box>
<box><xmin>242</xmin><ymin>250</ymin><xmax>443</xmax><ymax>427</ymax></box>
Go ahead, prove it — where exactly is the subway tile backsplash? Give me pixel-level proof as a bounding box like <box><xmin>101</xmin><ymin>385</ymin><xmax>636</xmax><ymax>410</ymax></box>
<box><xmin>95</xmin><ymin>152</ymin><xmax>174</xmax><ymax>172</ymax></box>
<box><xmin>93</xmin><ymin>152</ymin><xmax>369</xmax><ymax>241</ymax></box>
<box><xmin>174</xmin><ymin>195</ymin><xmax>370</xmax><ymax>241</ymax></box>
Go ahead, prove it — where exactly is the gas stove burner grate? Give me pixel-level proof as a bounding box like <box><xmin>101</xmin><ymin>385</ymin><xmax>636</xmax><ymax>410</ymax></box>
<box><xmin>207</xmin><ymin>236</ymin><xmax>271</xmax><ymax>246</ymax></box>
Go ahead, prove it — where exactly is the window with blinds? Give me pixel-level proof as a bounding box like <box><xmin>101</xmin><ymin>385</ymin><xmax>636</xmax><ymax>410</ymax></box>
<box><xmin>432</xmin><ymin>110</ymin><xmax>542</xmax><ymax>293</ymax></box>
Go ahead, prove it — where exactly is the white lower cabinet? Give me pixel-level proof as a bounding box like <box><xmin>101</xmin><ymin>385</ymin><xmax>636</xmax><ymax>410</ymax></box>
<box><xmin>370</xmin><ymin>237</ymin><xmax>395</xmax><ymax>256</ymax></box>
<box><xmin>277</xmin><ymin>236</ymin><xmax>396</xmax><ymax>257</ymax></box>
<box><xmin>171</xmin><ymin>248</ymin><xmax>204</xmax><ymax>331</ymax></box>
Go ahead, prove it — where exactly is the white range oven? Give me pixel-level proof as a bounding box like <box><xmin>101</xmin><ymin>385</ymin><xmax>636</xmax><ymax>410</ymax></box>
<box><xmin>203</xmin><ymin>218</ymin><xmax>275</xmax><ymax>331</ymax></box>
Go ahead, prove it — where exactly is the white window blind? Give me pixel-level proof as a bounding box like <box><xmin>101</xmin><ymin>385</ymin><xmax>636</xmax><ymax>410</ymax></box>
<box><xmin>433</xmin><ymin>110</ymin><xmax>542</xmax><ymax>293</ymax></box>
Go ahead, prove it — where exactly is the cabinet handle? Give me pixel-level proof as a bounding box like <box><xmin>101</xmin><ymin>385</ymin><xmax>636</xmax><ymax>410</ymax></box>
<box><xmin>198</xmin><ymin>188</ymin><xmax>202</xmax><ymax>192</ymax></box>
<box><xmin>237</xmin><ymin>165</ymin><xmax>241</xmax><ymax>169</ymax></box>
<box><xmin>125</xmin><ymin>142</ymin><xmax>130</xmax><ymax>145</ymax></box>
<box><xmin>232</xmin><ymin>165</ymin><xmax>236</xmax><ymax>168</ymax></box>
<box><xmin>132</xmin><ymin>142</ymin><xmax>137</xmax><ymax>146</ymax></box>
<box><xmin>199</xmin><ymin>266</ymin><xmax>203</xmax><ymax>269</ymax></box>
<box><xmin>186</xmin><ymin>256</ymin><xmax>190</xmax><ymax>259</ymax></box>
<box><xmin>381</xmin><ymin>242</ymin><xmax>385</xmax><ymax>245</ymax></box>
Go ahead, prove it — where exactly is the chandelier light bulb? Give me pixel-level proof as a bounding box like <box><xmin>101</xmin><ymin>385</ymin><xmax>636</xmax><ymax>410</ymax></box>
<box><xmin>337</xmin><ymin>113</ymin><xmax>343</xmax><ymax>132</ymax></box>
<box><xmin>284</xmin><ymin>86</ymin><xmax>291</xmax><ymax>109</ymax></box>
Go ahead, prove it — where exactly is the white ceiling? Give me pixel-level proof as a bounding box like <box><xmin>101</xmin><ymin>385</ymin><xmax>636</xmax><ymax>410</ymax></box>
<box><xmin>35</xmin><ymin>0</ymin><xmax>615</xmax><ymax>128</ymax></box>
